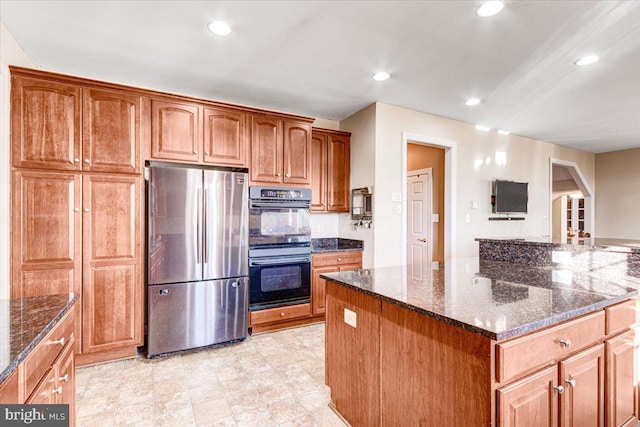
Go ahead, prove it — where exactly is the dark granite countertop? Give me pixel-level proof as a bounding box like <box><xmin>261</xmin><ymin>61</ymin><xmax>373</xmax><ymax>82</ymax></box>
<box><xmin>311</xmin><ymin>238</ymin><xmax>363</xmax><ymax>253</ymax></box>
<box><xmin>0</xmin><ymin>293</ymin><xmax>78</xmax><ymax>384</ymax></box>
<box><xmin>320</xmin><ymin>258</ymin><xmax>638</xmax><ymax>342</ymax></box>
<box><xmin>476</xmin><ymin>237</ymin><xmax>640</xmax><ymax>254</ymax></box>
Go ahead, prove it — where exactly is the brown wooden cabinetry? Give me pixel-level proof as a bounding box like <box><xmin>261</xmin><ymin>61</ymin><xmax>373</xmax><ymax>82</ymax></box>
<box><xmin>203</xmin><ymin>107</ymin><xmax>247</xmax><ymax>167</ymax></box>
<box><xmin>250</xmin><ymin>115</ymin><xmax>312</xmax><ymax>186</ymax></box>
<box><xmin>311</xmin><ymin>129</ymin><xmax>350</xmax><ymax>212</ymax></box>
<box><xmin>83</xmin><ymin>88</ymin><xmax>141</xmax><ymax>173</ymax></box>
<box><xmin>150</xmin><ymin>98</ymin><xmax>200</xmax><ymax>162</ymax></box>
<box><xmin>82</xmin><ymin>175</ymin><xmax>143</xmax><ymax>354</ymax></box>
<box><xmin>11</xmin><ymin>76</ymin><xmax>82</xmax><ymax>171</ymax></box>
<box><xmin>606</xmin><ymin>329</ymin><xmax>638</xmax><ymax>427</ymax></box>
<box><xmin>11</xmin><ymin>170</ymin><xmax>81</xmax><ymax>299</ymax></box>
<box><xmin>311</xmin><ymin>251</ymin><xmax>362</xmax><ymax>315</ymax></box>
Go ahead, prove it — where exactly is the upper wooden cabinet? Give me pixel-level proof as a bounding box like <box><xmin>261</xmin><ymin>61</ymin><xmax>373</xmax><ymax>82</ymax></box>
<box><xmin>11</xmin><ymin>76</ymin><xmax>82</xmax><ymax>171</ymax></box>
<box><xmin>11</xmin><ymin>170</ymin><xmax>81</xmax><ymax>299</ymax></box>
<box><xmin>150</xmin><ymin>98</ymin><xmax>201</xmax><ymax>163</ymax></box>
<box><xmin>251</xmin><ymin>115</ymin><xmax>312</xmax><ymax>186</ymax></box>
<box><xmin>83</xmin><ymin>88</ymin><xmax>141</xmax><ymax>173</ymax></box>
<box><xmin>311</xmin><ymin>129</ymin><xmax>351</xmax><ymax>212</ymax></box>
<box><xmin>203</xmin><ymin>107</ymin><xmax>248</xmax><ymax>167</ymax></box>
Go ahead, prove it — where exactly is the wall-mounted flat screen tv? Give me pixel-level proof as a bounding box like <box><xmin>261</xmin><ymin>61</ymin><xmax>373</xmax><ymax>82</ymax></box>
<box><xmin>492</xmin><ymin>180</ymin><xmax>528</xmax><ymax>214</ymax></box>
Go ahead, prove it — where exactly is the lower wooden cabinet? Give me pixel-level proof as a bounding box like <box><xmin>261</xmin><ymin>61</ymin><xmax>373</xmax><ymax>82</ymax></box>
<box><xmin>606</xmin><ymin>330</ymin><xmax>638</xmax><ymax>427</ymax></box>
<box><xmin>311</xmin><ymin>251</ymin><xmax>362</xmax><ymax>315</ymax></box>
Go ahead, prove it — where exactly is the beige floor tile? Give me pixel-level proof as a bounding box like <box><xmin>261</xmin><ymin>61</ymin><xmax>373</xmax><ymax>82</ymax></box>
<box><xmin>192</xmin><ymin>397</ymin><xmax>234</xmax><ymax>424</ymax></box>
<box><xmin>267</xmin><ymin>398</ymin><xmax>310</xmax><ymax>424</ymax></box>
<box><xmin>115</xmin><ymin>401</ymin><xmax>154</xmax><ymax>426</ymax></box>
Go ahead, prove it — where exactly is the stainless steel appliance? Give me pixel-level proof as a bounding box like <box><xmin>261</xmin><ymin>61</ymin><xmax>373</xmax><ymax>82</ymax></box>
<box><xmin>146</xmin><ymin>163</ymin><xmax>248</xmax><ymax>356</ymax></box>
<box><xmin>248</xmin><ymin>186</ymin><xmax>312</xmax><ymax>310</ymax></box>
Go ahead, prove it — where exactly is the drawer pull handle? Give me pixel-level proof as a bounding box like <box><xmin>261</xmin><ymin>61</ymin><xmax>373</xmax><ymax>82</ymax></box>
<box><xmin>84</xmin><ymin>158</ymin><xmax>90</xmax><ymax>163</ymax></box>
<box><xmin>565</xmin><ymin>379</ymin><xmax>576</xmax><ymax>388</ymax></box>
<box><xmin>337</xmin><ymin>258</ymin><xmax>342</xmax><ymax>261</ymax></box>
<box><xmin>193</xmin><ymin>151</ymin><xmax>198</xmax><ymax>155</ymax></box>
<box><xmin>553</xmin><ymin>385</ymin><xmax>565</xmax><ymax>394</ymax></box>
<box><xmin>52</xmin><ymin>386</ymin><xmax>63</xmax><ymax>394</ymax></box>
<box><xmin>73</xmin><ymin>158</ymin><xmax>80</xmax><ymax>163</ymax></box>
<box><xmin>59</xmin><ymin>374</ymin><xmax>69</xmax><ymax>383</ymax></box>
<box><xmin>280</xmin><ymin>312</ymin><xmax>285</xmax><ymax>317</ymax></box>
<box><xmin>559</xmin><ymin>339</ymin><xmax>572</xmax><ymax>347</ymax></box>
<box><xmin>205</xmin><ymin>151</ymin><xmax>209</xmax><ymax>156</ymax></box>
<box><xmin>50</xmin><ymin>337</ymin><xmax>65</xmax><ymax>346</ymax></box>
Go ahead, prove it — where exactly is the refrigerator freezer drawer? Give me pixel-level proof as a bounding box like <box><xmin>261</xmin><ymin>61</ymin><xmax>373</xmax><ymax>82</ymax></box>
<box><xmin>147</xmin><ymin>278</ymin><xmax>248</xmax><ymax>356</ymax></box>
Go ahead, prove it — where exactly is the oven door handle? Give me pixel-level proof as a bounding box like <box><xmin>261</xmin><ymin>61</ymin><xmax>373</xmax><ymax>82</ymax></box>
<box><xmin>249</xmin><ymin>201</ymin><xmax>311</xmax><ymax>209</ymax></box>
<box><xmin>250</xmin><ymin>257</ymin><xmax>311</xmax><ymax>266</ymax></box>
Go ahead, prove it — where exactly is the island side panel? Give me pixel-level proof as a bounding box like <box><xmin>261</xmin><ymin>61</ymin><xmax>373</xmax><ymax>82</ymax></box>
<box><xmin>325</xmin><ymin>281</ymin><xmax>382</xmax><ymax>427</ymax></box>
<box><xmin>380</xmin><ymin>300</ymin><xmax>495</xmax><ymax>426</ymax></box>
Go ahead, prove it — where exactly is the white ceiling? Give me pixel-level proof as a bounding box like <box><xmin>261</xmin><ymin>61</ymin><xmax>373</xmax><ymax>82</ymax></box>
<box><xmin>2</xmin><ymin>1</ymin><xmax>639</xmax><ymax>153</ymax></box>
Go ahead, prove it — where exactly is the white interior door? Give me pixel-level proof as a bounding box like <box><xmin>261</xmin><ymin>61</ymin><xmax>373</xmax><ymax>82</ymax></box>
<box><xmin>407</xmin><ymin>169</ymin><xmax>432</xmax><ymax>281</ymax></box>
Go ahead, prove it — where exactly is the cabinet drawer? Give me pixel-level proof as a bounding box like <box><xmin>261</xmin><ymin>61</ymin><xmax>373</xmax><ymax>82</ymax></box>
<box><xmin>496</xmin><ymin>310</ymin><xmax>605</xmax><ymax>383</ymax></box>
<box><xmin>250</xmin><ymin>303</ymin><xmax>311</xmax><ymax>326</ymax></box>
<box><xmin>606</xmin><ymin>300</ymin><xmax>636</xmax><ymax>336</ymax></box>
<box><xmin>25</xmin><ymin>368</ymin><xmax>55</xmax><ymax>404</ymax></box>
<box><xmin>312</xmin><ymin>252</ymin><xmax>362</xmax><ymax>268</ymax></box>
<box><xmin>22</xmin><ymin>308</ymin><xmax>74</xmax><ymax>398</ymax></box>
<box><xmin>0</xmin><ymin>370</ymin><xmax>19</xmax><ymax>403</ymax></box>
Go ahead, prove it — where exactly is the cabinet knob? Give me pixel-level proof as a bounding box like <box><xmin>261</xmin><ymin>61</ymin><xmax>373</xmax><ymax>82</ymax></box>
<box><xmin>337</xmin><ymin>258</ymin><xmax>342</xmax><ymax>262</ymax></box>
<box><xmin>285</xmin><ymin>173</ymin><xmax>290</xmax><ymax>178</ymax></box>
<box><xmin>84</xmin><ymin>208</ymin><xmax>90</xmax><ymax>212</ymax></box>
<box><xmin>329</xmin><ymin>203</ymin><xmax>333</xmax><ymax>207</ymax></box>
<box><xmin>50</xmin><ymin>337</ymin><xmax>65</xmax><ymax>346</ymax></box>
<box><xmin>59</xmin><ymin>374</ymin><xmax>69</xmax><ymax>383</ymax></box>
<box><xmin>73</xmin><ymin>158</ymin><xmax>80</xmax><ymax>163</ymax></box>
<box><xmin>275</xmin><ymin>173</ymin><xmax>281</xmax><ymax>177</ymax></box>
<box><xmin>553</xmin><ymin>385</ymin><xmax>565</xmax><ymax>394</ymax></box>
<box><xmin>205</xmin><ymin>151</ymin><xmax>209</xmax><ymax>156</ymax></box>
<box><xmin>559</xmin><ymin>339</ymin><xmax>572</xmax><ymax>348</ymax></box>
<box><xmin>74</xmin><ymin>208</ymin><xmax>80</xmax><ymax>212</ymax></box>
<box><xmin>52</xmin><ymin>386</ymin><xmax>63</xmax><ymax>395</ymax></box>
<box><xmin>84</xmin><ymin>158</ymin><xmax>90</xmax><ymax>163</ymax></box>
<box><xmin>193</xmin><ymin>151</ymin><xmax>198</xmax><ymax>155</ymax></box>
<box><xmin>565</xmin><ymin>379</ymin><xmax>576</xmax><ymax>388</ymax></box>
<box><xmin>280</xmin><ymin>312</ymin><xmax>285</xmax><ymax>317</ymax></box>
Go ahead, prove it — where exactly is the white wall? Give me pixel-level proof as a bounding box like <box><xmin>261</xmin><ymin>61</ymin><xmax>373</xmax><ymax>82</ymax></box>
<box><xmin>338</xmin><ymin>104</ymin><xmax>376</xmax><ymax>268</ymax></box>
<box><xmin>1</xmin><ymin>22</ymin><xmax>36</xmax><ymax>299</ymax></box>
<box><xmin>595</xmin><ymin>148</ymin><xmax>640</xmax><ymax>239</ymax></box>
<box><xmin>349</xmin><ymin>102</ymin><xmax>595</xmax><ymax>267</ymax></box>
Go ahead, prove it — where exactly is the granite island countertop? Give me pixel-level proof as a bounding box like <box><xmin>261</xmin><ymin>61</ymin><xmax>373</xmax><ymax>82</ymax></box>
<box><xmin>311</xmin><ymin>238</ymin><xmax>363</xmax><ymax>253</ymax></box>
<box><xmin>0</xmin><ymin>293</ymin><xmax>78</xmax><ymax>384</ymax></box>
<box><xmin>320</xmin><ymin>258</ymin><xmax>638</xmax><ymax>341</ymax></box>
<box><xmin>476</xmin><ymin>236</ymin><xmax>640</xmax><ymax>253</ymax></box>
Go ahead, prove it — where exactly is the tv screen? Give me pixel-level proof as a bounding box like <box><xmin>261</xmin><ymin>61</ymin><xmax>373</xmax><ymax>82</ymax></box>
<box><xmin>492</xmin><ymin>180</ymin><xmax>528</xmax><ymax>214</ymax></box>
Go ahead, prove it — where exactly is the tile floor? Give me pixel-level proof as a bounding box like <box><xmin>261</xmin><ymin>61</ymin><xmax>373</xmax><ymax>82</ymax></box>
<box><xmin>75</xmin><ymin>323</ymin><xmax>345</xmax><ymax>426</ymax></box>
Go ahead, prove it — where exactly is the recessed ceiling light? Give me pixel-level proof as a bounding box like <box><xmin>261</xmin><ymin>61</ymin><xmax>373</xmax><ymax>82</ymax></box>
<box><xmin>208</xmin><ymin>21</ymin><xmax>231</xmax><ymax>36</ymax></box>
<box><xmin>475</xmin><ymin>124</ymin><xmax>491</xmax><ymax>132</ymax></box>
<box><xmin>575</xmin><ymin>55</ymin><xmax>599</xmax><ymax>66</ymax></box>
<box><xmin>476</xmin><ymin>1</ymin><xmax>505</xmax><ymax>17</ymax></box>
<box><xmin>498</xmin><ymin>129</ymin><xmax>510</xmax><ymax>135</ymax></box>
<box><xmin>465</xmin><ymin>98</ymin><xmax>481</xmax><ymax>106</ymax></box>
<box><xmin>373</xmin><ymin>71</ymin><xmax>390</xmax><ymax>81</ymax></box>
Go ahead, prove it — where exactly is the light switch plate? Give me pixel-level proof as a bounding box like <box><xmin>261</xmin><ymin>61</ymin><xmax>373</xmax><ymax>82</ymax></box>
<box><xmin>432</xmin><ymin>214</ymin><xmax>439</xmax><ymax>222</ymax></box>
<box><xmin>344</xmin><ymin>308</ymin><xmax>357</xmax><ymax>328</ymax></box>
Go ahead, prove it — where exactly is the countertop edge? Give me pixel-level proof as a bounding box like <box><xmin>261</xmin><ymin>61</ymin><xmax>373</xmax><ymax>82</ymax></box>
<box><xmin>0</xmin><ymin>294</ymin><xmax>79</xmax><ymax>384</ymax></box>
<box><xmin>311</xmin><ymin>248</ymin><xmax>364</xmax><ymax>254</ymax></box>
<box><xmin>321</xmin><ymin>275</ymin><xmax>638</xmax><ymax>342</ymax></box>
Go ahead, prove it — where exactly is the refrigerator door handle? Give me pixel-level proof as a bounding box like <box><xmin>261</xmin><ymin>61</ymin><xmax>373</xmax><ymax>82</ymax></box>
<box><xmin>204</xmin><ymin>188</ymin><xmax>208</xmax><ymax>264</ymax></box>
<box><xmin>196</xmin><ymin>188</ymin><xmax>202</xmax><ymax>264</ymax></box>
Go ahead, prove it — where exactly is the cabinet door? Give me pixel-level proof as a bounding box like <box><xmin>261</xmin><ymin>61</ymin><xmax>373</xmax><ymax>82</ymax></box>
<box><xmin>11</xmin><ymin>76</ymin><xmax>81</xmax><ymax>171</ymax></box>
<box><xmin>203</xmin><ymin>107</ymin><xmax>247</xmax><ymax>167</ymax></box>
<box><xmin>606</xmin><ymin>330</ymin><xmax>638</xmax><ymax>427</ymax></box>
<box><xmin>311</xmin><ymin>132</ymin><xmax>327</xmax><ymax>211</ymax></box>
<box><xmin>83</xmin><ymin>88</ymin><xmax>141</xmax><ymax>173</ymax></box>
<box><xmin>11</xmin><ymin>171</ymin><xmax>81</xmax><ymax>299</ymax></box>
<box><xmin>311</xmin><ymin>266</ymin><xmax>339</xmax><ymax>315</ymax></box>
<box><xmin>250</xmin><ymin>115</ymin><xmax>282</xmax><ymax>184</ymax></box>
<box><xmin>25</xmin><ymin>369</ymin><xmax>56</xmax><ymax>404</ymax></box>
<box><xmin>559</xmin><ymin>344</ymin><xmax>605</xmax><ymax>427</ymax></box>
<box><xmin>327</xmin><ymin>134</ymin><xmax>350</xmax><ymax>212</ymax></box>
<box><xmin>283</xmin><ymin>121</ymin><xmax>312</xmax><ymax>185</ymax></box>
<box><xmin>55</xmin><ymin>338</ymin><xmax>75</xmax><ymax>426</ymax></box>
<box><xmin>150</xmin><ymin>98</ymin><xmax>200</xmax><ymax>162</ymax></box>
<box><xmin>497</xmin><ymin>365</ymin><xmax>559</xmax><ymax>427</ymax></box>
<box><xmin>82</xmin><ymin>174</ymin><xmax>142</xmax><ymax>353</ymax></box>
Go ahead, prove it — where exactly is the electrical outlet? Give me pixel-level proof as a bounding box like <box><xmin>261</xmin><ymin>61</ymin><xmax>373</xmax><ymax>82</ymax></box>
<box><xmin>344</xmin><ymin>308</ymin><xmax>357</xmax><ymax>328</ymax></box>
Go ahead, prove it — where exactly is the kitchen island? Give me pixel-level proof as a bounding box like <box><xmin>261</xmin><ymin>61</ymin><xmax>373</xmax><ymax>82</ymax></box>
<box><xmin>321</xmin><ymin>259</ymin><xmax>638</xmax><ymax>426</ymax></box>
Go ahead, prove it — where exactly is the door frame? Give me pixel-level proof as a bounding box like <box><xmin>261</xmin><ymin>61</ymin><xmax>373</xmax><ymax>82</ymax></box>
<box><xmin>401</xmin><ymin>132</ymin><xmax>457</xmax><ymax>263</ymax></box>
<box><xmin>407</xmin><ymin>168</ymin><xmax>433</xmax><ymax>274</ymax></box>
<box><xmin>549</xmin><ymin>158</ymin><xmax>595</xmax><ymax>238</ymax></box>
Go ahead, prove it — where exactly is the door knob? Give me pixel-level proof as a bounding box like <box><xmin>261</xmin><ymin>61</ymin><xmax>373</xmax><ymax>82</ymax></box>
<box><xmin>418</xmin><ymin>238</ymin><xmax>427</xmax><ymax>243</ymax></box>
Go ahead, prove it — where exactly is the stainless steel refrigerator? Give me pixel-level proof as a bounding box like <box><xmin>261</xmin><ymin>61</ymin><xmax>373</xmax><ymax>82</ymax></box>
<box><xmin>146</xmin><ymin>163</ymin><xmax>248</xmax><ymax>357</ymax></box>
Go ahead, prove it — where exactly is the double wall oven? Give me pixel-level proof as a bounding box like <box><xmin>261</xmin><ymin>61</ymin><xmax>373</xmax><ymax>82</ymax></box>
<box><xmin>248</xmin><ymin>186</ymin><xmax>312</xmax><ymax>310</ymax></box>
